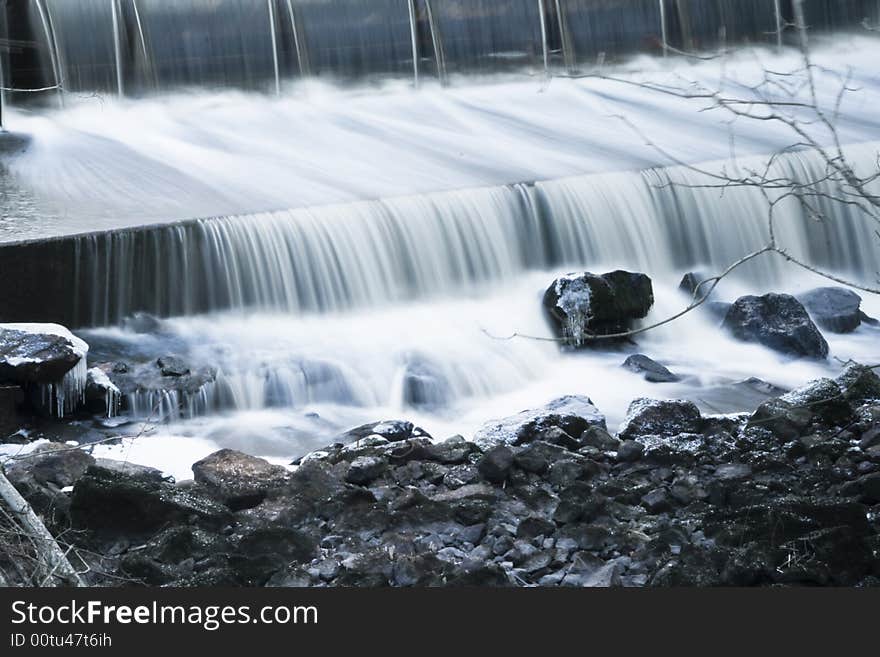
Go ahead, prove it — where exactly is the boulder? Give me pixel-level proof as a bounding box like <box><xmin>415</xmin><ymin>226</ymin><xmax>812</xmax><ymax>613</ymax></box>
<box><xmin>156</xmin><ymin>356</ymin><xmax>190</xmax><ymax>377</ymax></box>
<box><xmin>335</xmin><ymin>420</ymin><xmax>431</xmax><ymax>445</ymax></box>
<box><xmin>70</xmin><ymin>463</ymin><xmax>231</xmax><ymax>535</ymax></box>
<box><xmin>679</xmin><ymin>271</ymin><xmax>714</xmax><ymax>298</ymax></box>
<box><xmin>622</xmin><ymin>354</ymin><xmax>680</xmax><ymax>383</ymax></box>
<box><xmin>477</xmin><ymin>446</ymin><xmax>515</xmax><ymax>484</ymax></box>
<box><xmin>797</xmin><ymin>287</ymin><xmax>863</xmax><ymax>334</ymax></box>
<box><xmin>0</xmin><ymin>323</ymin><xmax>87</xmax><ymax>385</ymax></box>
<box><xmin>543</xmin><ymin>271</ymin><xmax>653</xmax><ymax>346</ymax></box>
<box><xmin>835</xmin><ymin>364</ymin><xmax>880</xmax><ymax>405</ymax></box>
<box><xmin>473</xmin><ymin>395</ymin><xmax>606</xmax><ymax>450</ymax></box>
<box><xmin>192</xmin><ymin>449</ymin><xmax>290</xmax><ymax>510</ymax></box>
<box><xmin>618</xmin><ymin>398</ymin><xmax>703</xmax><ymax>441</ymax></box>
<box><xmin>4</xmin><ymin>443</ymin><xmax>95</xmax><ymax>523</ymax></box>
<box><xmin>344</xmin><ymin>456</ymin><xmax>387</xmax><ymax>486</ymax></box>
<box><xmin>722</xmin><ymin>294</ymin><xmax>828</xmax><ymax>359</ymax></box>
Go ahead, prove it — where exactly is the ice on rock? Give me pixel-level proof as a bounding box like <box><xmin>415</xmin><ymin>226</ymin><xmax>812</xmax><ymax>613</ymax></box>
<box><xmin>0</xmin><ymin>323</ymin><xmax>89</xmax><ymax>418</ymax></box>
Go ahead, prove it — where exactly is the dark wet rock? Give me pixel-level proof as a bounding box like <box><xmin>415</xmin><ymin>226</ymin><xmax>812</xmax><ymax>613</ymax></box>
<box><xmin>156</xmin><ymin>355</ymin><xmax>190</xmax><ymax>377</ymax></box>
<box><xmin>473</xmin><ymin>395</ymin><xmax>606</xmax><ymax>450</ymax></box>
<box><xmin>747</xmin><ymin>398</ymin><xmax>814</xmax><ymax>441</ymax></box>
<box><xmin>616</xmin><ymin>440</ymin><xmax>645</xmax><ymax>462</ymax></box>
<box><xmin>797</xmin><ymin>287</ymin><xmax>864</xmax><ymax>334</ymax></box>
<box><xmin>641</xmin><ymin>488</ymin><xmax>672</xmax><ymax>514</ymax></box>
<box><xmin>678</xmin><ymin>271</ymin><xmax>711</xmax><ymax>297</ymax></box>
<box><xmin>835</xmin><ymin>364</ymin><xmax>880</xmax><ymax>405</ymax></box>
<box><xmin>106</xmin><ymin>359</ymin><xmax>217</xmax><ymax>409</ymax></box>
<box><xmin>618</xmin><ymin>398</ymin><xmax>703</xmax><ymax>441</ymax></box>
<box><xmin>748</xmin><ymin>376</ymin><xmax>855</xmax><ymax>441</ymax></box>
<box><xmin>543</xmin><ymin>271</ymin><xmax>653</xmax><ymax>346</ymax></box>
<box><xmin>580</xmin><ymin>426</ymin><xmax>620</xmax><ymax>451</ymax></box>
<box><xmin>513</xmin><ymin>441</ymin><xmax>570</xmax><ymax>474</ymax></box>
<box><xmin>841</xmin><ymin>473</ymin><xmax>880</xmax><ymax>503</ymax></box>
<box><xmin>477</xmin><ymin>446</ymin><xmax>515</xmax><ymax>484</ymax></box>
<box><xmin>622</xmin><ymin>354</ymin><xmax>680</xmax><ymax>383</ymax></box>
<box><xmin>336</xmin><ymin>420</ymin><xmax>431</xmax><ymax>445</ymax></box>
<box><xmin>0</xmin><ymin>385</ymin><xmax>23</xmax><ymax>438</ymax></box>
<box><xmin>859</xmin><ymin>427</ymin><xmax>880</xmax><ymax>451</ymax></box>
<box><xmin>0</xmin><ymin>324</ymin><xmax>85</xmax><ymax>385</ymax></box>
<box><xmin>722</xmin><ymin>294</ymin><xmax>828</xmax><ymax>359</ymax></box>
<box><xmin>401</xmin><ymin>355</ymin><xmax>450</xmax><ymax>410</ymax></box>
<box><xmin>70</xmin><ymin>463</ymin><xmax>231</xmax><ymax>536</ymax></box>
<box><xmin>4</xmin><ymin>443</ymin><xmax>95</xmax><ymax>524</ymax></box>
<box><xmin>192</xmin><ymin>449</ymin><xmax>289</xmax><ymax>510</ymax></box>
<box><xmin>345</xmin><ymin>456</ymin><xmax>387</xmax><ymax>486</ymax></box>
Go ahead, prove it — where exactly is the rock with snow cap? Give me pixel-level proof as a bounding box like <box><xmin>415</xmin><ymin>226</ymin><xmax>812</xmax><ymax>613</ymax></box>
<box><xmin>473</xmin><ymin>395</ymin><xmax>606</xmax><ymax>450</ymax></box>
<box><xmin>543</xmin><ymin>271</ymin><xmax>653</xmax><ymax>347</ymax></box>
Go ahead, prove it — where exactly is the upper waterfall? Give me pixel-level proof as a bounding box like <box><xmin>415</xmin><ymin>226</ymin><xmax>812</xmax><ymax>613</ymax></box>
<box><xmin>5</xmin><ymin>1</ymin><xmax>875</xmax><ymax>97</ymax></box>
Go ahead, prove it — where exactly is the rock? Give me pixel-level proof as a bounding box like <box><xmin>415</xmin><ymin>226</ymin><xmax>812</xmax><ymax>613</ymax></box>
<box><xmin>107</xmin><ymin>359</ymin><xmax>217</xmax><ymax>417</ymax></box>
<box><xmin>0</xmin><ymin>323</ymin><xmax>87</xmax><ymax>385</ymax></box>
<box><xmin>543</xmin><ymin>270</ymin><xmax>653</xmax><ymax>346</ymax></box>
<box><xmin>4</xmin><ymin>443</ymin><xmax>95</xmax><ymax>523</ymax></box>
<box><xmin>400</xmin><ymin>356</ymin><xmax>450</xmax><ymax>410</ymax></box>
<box><xmin>722</xmin><ymin>294</ymin><xmax>828</xmax><ymax>359</ymax></box>
<box><xmin>336</xmin><ymin>420</ymin><xmax>431</xmax><ymax>445</ymax></box>
<box><xmin>513</xmin><ymin>441</ymin><xmax>570</xmax><ymax>474</ymax></box>
<box><xmin>70</xmin><ymin>463</ymin><xmax>231</xmax><ymax>536</ymax></box>
<box><xmin>622</xmin><ymin>354</ymin><xmax>680</xmax><ymax>383</ymax></box>
<box><xmin>797</xmin><ymin>287</ymin><xmax>864</xmax><ymax>333</ymax></box>
<box><xmin>679</xmin><ymin>271</ymin><xmax>711</xmax><ymax>297</ymax></box>
<box><xmin>859</xmin><ymin>427</ymin><xmax>880</xmax><ymax>451</ymax></box>
<box><xmin>779</xmin><ymin>378</ymin><xmax>852</xmax><ymax>426</ymax></box>
<box><xmin>747</xmin><ymin>398</ymin><xmax>813</xmax><ymax>441</ymax></box>
<box><xmin>345</xmin><ymin>456</ymin><xmax>387</xmax><ymax>486</ymax></box>
<box><xmin>0</xmin><ymin>385</ymin><xmax>24</xmax><ymax>438</ymax></box>
<box><xmin>641</xmin><ymin>488</ymin><xmax>672</xmax><ymax>514</ymax></box>
<box><xmin>192</xmin><ymin>449</ymin><xmax>290</xmax><ymax>510</ymax></box>
<box><xmin>580</xmin><ymin>426</ymin><xmax>620</xmax><ymax>451</ymax></box>
<box><xmin>156</xmin><ymin>356</ymin><xmax>190</xmax><ymax>377</ymax></box>
<box><xmin>616</xmin><ymin>440</ymin><xmax>645</xmax><ymax>462</ymax></box>
<box><xmin>473</xmin><ymin>395</ymin><xmax>606</xmax><ymax>450</ymax></box>
<box><xmin>84</xmin><ymin>367</ymin><xmax>121</xmax><ymax>416</ymax></box>
<box><xmin>835</xmin><ymin>364</ymin><xmax>880</xmax><ymax>405</ymax></box>
<box><xmin>477</xmin><ymin>446</ymin><xmax>515</xmax><ymax>484</ymax></box>
<box><xmin>516</xmin><ymin>516</ymin><xmax>556</xmax><ymax>539</ymax></box>
<box><xmin>618</xmin><ymin>398</ymin><xmax>703</xmax><ymax>441</ymax></box>
<box><xmin>841</xmin><ymin>473</ymin><xmax>880</xmax><ymax>503</ymax></box>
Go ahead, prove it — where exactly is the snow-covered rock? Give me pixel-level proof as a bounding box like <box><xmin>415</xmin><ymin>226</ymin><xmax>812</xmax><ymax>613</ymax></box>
<box><xmin>542</xmin><ymin>271</ymin><xmax>653</xmax><ymax>347</ymax></box>
<box><xmin>473</xmin><ymin>395</ymin><xmax>606</xmax><ymax>450</ymax></box>
<box><xmin>0</xmin><ymin>323</ymin><xmax>89</xmax><ymax>417</ymax></box>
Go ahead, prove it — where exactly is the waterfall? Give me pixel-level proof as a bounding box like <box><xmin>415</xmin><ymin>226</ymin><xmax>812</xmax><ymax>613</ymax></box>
<box><xmin>9</xmin><ymin>0</ymin><xmax>877</xmax><ymax>96</ymax></box>
<box><xmin>69</xmin><ymin>143</ymin><xmax>880</xmax><ymax>328</ymax></box>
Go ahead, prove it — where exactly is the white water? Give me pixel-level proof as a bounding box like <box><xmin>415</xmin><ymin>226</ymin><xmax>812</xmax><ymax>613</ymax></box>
<box><xmin>4</xmin><ymin>36</ymin><xmax>880</xmax><ymax>478</ymax></box>
<box><xmin>4</xmin><ymin>36</ymin><xmax>880</xmax><ymax>242</ymax></box>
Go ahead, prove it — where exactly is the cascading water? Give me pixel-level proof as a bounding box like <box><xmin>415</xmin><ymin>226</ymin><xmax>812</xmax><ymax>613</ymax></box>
<box><xmin>1</xmin><ymin>4</ymin><xmax>879</xmax><ymax>478</ymax></box>
<box><xmin>63</xmin><ymin>142</ymin><xmax>880</xmax><ymax>327</ymax></box>
<box><xmin>7</xmin><ymin>0</ymin><xmax>879</xmax><ymax>96</ymax></box>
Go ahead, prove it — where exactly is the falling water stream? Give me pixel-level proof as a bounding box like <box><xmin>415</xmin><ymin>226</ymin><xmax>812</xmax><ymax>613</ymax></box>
<box><xmin>1</xmin><ymin>5</ymin><xmax>879</xmax><ymax>478</ymax></box>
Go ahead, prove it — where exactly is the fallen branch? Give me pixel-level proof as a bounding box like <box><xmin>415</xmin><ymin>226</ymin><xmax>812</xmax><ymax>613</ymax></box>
<box><xmin>0</xmin><ymin>469</ymin><xmax>83</xmax><ymax>587</ymax></box>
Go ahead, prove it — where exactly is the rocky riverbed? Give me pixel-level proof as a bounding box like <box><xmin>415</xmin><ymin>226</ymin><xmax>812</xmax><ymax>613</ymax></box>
<box><xmin>2</xmin><ymin>272</ymin><xmax>879</xmax><ymax>587</ymax></box>
<box><xmin>2</xmin><ymin>362</ymin><xmax>879</xmax><ymax>587</ymax></box>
